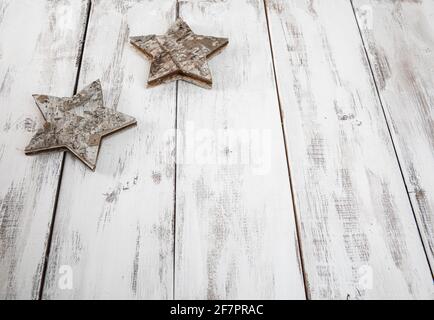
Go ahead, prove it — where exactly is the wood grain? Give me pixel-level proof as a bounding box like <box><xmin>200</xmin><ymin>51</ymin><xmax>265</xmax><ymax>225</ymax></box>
<box><xmin>41</xmin><ymin>0</ymin><xmax>177</xmax><ymax>299</ymax></box>
<box><xmin>266</xmin><ymin>0</ymin><xmax>433</xmax><ymax>299</ymax></box>
<box><xmin>0</xmin><ymin>0</ymin><xmax>89</xmax><ymax>300</ymax></box>
<box><xmin>353</xmin><ymin>0</ymin><xmax>434</xmax><ymax>278</ymax></box>
<box><xmin>174</xmin><ymin>0</ymin><xmax>306</xmax><ymax>299</ymax></box>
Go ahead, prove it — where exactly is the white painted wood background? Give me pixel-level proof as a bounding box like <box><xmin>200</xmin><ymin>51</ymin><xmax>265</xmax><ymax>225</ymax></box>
<box><xmin>354</xmin><ymin>0</ymin><xmax>434</xmax><ymax>279</ymax></box>
<box><xmin>0</xmin><ymin>0</ymin><xmax>89</xmax><ymax>299</ymax></box>
<box><xmin>267</xmin><ymin>0</ymin><xmax>432</xmax><ymax>299</ymax></box>
<box><xmin>0</xmin><ymin>0</ymin><xmax>433</xmax><ymax>300</ymax></box>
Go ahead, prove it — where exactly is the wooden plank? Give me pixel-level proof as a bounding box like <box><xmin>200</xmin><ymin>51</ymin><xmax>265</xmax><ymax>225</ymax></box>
<box><xmin>266</xmin><ymin>0</ymin><xmax>433</xmax><ymax>299</ymax></box>
<box><xmin>353</xmin><ymin>0</ymin><xmax>434</xmax><ymax>278</ymax></box>
<box><xmin>41</xmin><ymin>0</ymin><xmax>177</xmax><ymax>299</ymax></box>
<box><xmin>0</xmin><ymin>0</ymin><xmax>89</xmax><ymax>300</ymax></box>
<box><xmin>175</xmin><ymin>0</ymin><xmax>306</xmax><ymax>299</ymax></box>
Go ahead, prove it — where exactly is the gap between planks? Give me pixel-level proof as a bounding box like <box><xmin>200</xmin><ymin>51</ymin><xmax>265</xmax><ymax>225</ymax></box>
<box><xmin>349</xmin><ymin>0</ymin><xmax>433</xmax><ymax>277</ymax></box>
<box><xmin>37</xmin><ymin>0</ymin><xmax>93</xmax><ymax>300</ymax></box>
<box><xmin>262</xmin><ymin>0</ymin><xmax>309</xmax><ymax>300</ymax></box>
<box><xmin>173</xmin><ymin>0</ymin><xmax>180</xmax><ymax>301</ymax></box>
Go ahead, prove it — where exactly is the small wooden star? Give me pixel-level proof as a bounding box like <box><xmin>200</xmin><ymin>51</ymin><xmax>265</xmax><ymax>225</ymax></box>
<box><xmin>130</xmin><ymin>18</ymin><xmax>229</xmax><ymax>89</ymax></box>
<box><xmin>25</xmin><ymin>80</ymin><xmax>137</xmax><ymax>170</ymax></box>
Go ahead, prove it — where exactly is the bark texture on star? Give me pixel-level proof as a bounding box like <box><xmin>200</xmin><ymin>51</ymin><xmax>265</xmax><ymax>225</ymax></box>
<box><xmin>25</xmin><ymin>80</ymin><xmax>137</xmax><ymax>170</ymax></box>
<box><xmin>131</xmin><ymin>18</ymin><xmax>228</xmax><ymax>88</ymax></box>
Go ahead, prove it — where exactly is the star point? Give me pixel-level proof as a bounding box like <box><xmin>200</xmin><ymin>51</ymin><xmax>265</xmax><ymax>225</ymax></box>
<box><xmin>25</xmin><ymin>80</ymin><xmax>137</xmax><ymax>171</ymax></box>
<box><xmin>131</xmin><ymin>18</ymin><xmax>228</xmax><ymax>88</ymax></box>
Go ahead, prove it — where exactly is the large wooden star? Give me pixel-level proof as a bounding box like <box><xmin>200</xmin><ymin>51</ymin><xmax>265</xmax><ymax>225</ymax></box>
<box><xmin>130</xmin><ymin>18</ymin><xmax>229</xmax><ymax>89</ymax></box>
<box><xmin>25</xmin><ymin>80</ymin><xmax>137</xmax><ymax>170</ymax></box>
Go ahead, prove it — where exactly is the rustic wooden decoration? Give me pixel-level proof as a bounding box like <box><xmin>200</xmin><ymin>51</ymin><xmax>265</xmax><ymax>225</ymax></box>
<box><xmin>130</xmin><ymin>18</ymin><xmax>229</xmax><ymax>89</ymax></box>
<box><xmin>25</xmin><ymin>80</ymin><xmax>137</xmax><ymax>170</ymax></box>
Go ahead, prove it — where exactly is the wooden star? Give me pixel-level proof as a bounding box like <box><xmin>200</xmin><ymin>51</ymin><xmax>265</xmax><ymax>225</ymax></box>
<box><xmin>130</xmin><ymin>18</ymin><xmax>229</xmax><ymax>89</ymax></box>
<box><xmin>25</xmin><ymin>80</ymin><xmax>137</xmax><ymax>170</ymax></box>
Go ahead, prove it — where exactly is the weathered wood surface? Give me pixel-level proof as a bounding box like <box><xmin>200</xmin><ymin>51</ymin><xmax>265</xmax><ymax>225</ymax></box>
<box><xmin>174</xmin><ymin>0</ymin><xmax>306</xmax><ymax>299</ymax></box>
<box><xmin>353</xmin><ymin>0</ymin><xmax>434</xmax><ymax>278</ymax></box>
<box><xmin>266</xmin><ymin>0</ymin><xmax>433</xmax><ymax>299</ymax></box>
<box><xmin>0</xmin><ymin>0</ymin><xmax>89</xmax><ymax>299</ymax></box>
<box><xmin>2</xmin><ymin>0</ymin><xmax>433</xmax><ymax>300</ymax></box>
<box><xmin>41</xmin><ymin>0</ymin><xmax>177</xmax><ymax>299</ymax></box>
